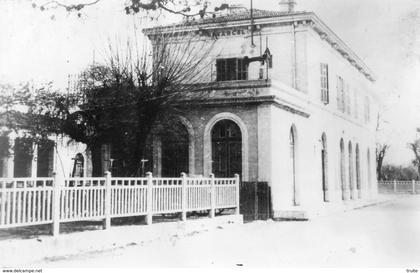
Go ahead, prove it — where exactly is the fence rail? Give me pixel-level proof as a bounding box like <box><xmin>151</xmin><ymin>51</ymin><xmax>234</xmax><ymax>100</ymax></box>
<box><xmin>378</xmin><ymin>180</ymin><xmax>420</xmax><ymax>194</ymax></box>
<box><xmin>0</xmin><ymin>173</ymin><xmax>240</xmax><ymax>236</ymax></box>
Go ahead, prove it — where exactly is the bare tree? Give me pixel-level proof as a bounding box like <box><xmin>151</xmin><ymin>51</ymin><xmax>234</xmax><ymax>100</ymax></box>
<box><xmin>376</xmin><ymin>143</ymin><xmax>389</xmax><ymax>181</ymax></box>
<box><xmin>375</xmin><ymin>111</ymin><xmax>390</xmax><ymax>181</ymax></box>
<box><xmin>409</xmin><ymin>139</ymin><xmax>420</xmax><ymax>179</ymax></box>
<box><xmin>1</xmin><ymin>31</ymin><xmax>215</xmax><ymax>176</ymax></box>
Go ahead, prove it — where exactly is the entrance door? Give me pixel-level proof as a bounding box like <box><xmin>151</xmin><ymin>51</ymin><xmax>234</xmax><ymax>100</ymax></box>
<box><xmin>161</xmin><ymin>122</ymin><xmax>189</xmax><ymax>177</ymax></box>
<box><xmin>211</xmin><ymin>120</ymin><xmax>242</xmax><ymax>178</ymax></box>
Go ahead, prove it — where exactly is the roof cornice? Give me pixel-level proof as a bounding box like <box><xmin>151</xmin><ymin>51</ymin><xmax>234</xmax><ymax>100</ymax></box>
<box><xmin>143</xmin><ymin>11</ymin><xmax>376</xmax><ymax>82</ymax></box>
<box><xmin>309</xmin><ymin>14</ymin><xmax>376</xmax><ymax>82</ymax></box>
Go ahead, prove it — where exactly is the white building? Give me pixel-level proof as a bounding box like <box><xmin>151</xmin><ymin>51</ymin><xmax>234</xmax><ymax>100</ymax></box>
<box><xmin>143</xmin><ymin>6</ymin><xmax>379</xmax><ymax>219</ymax></box>
<box><xmin>0</xmin><ymin>132</ymin><xmax>88</xmax><ymax>179</ymax></box>
<box><xmin>0</xmin><ymin>5</ymin><xmax>379</xmax><ymax>220</ymax></box>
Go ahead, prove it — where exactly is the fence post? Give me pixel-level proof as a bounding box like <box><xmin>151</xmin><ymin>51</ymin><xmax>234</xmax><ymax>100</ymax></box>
<box><xmin>146</xmin><ymin>172</ymin><xmax>153</xmax><ymax>225</ymax></box>
<box><xmin>103</xmin><ymin>171</ymin><xmax>111</xmax><ymax>230</ymax></box>
<box><xmin>393</xmin><ymin>179</ymin><xmax>397</xmax><ymax>193</ymax></box>
<box><xmin>210</xmin><ymin>173</ymin><xmax>215</xmax><ymax>218</ymax></box>
<box><xmin>51</xmin><ymin>172</ymin><xmax>61</xmax><ymax>237</ymax></box>
<box><xmin>181</xmin><ymin>172</ymin><xmax>187</xmax><ymax>221</ymax></box>
<box><xmin>412</xmin><ymin>179</ymin><xmax>416</xmax><ymax>194</ymax></box>
<box><xmin>235</xmin><ymin>174</ymin><xmax>240</xmax><ymax>215</ymax></box>
<box><xmin>0</xmin><ymin>180</ymin><xmax>5</xmax><ymax>225</ymax></box>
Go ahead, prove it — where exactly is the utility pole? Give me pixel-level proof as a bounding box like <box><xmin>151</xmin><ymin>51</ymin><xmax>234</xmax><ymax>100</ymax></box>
<box><xmin>250</xmin><ymin>0</ymin><xmax>255</xmax><ymax>47</ymax></box>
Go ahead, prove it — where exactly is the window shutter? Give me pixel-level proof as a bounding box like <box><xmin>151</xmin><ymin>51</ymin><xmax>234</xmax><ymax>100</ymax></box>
<box><xmin>320</xmin><ymin>64</ymin><xmax>324</xmax><ymax>102</ymax></box>
<box><xmin>354</xmin><ymin>90</ymin><xmax>358</xmax><ymax>119</ymax></box>
<box><xmin>346</xmin><ymin>84</ymin><xmax>350</xmax><ymax>115</ymax></box>
<box><xmin>325</xmin><ymin>65</ymin><xmax>329</xmax><ymax>104</ymax></box>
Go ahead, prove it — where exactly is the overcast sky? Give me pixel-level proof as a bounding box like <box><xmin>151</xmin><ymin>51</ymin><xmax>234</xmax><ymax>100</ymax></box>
<box><xmin>0</xmin><ymin>0</ymin><xmax>419</xmax><ymax>166</ymax></box>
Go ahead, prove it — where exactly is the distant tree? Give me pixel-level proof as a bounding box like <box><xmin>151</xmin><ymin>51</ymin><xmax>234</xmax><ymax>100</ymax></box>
<box><xmin>0</xmin><ymin>32</ymin><xmax>214</xmax><ymax>176</ymax></box>
<box><xmin>375</xmin><ymin>111</ymin><xmax>390</xmax><ymax>181</ymax></box>
<box><xmin>408</xmin><ymin>139</ymin><xmax>420</xmax><ymax>179</ymax></box>
<box><xmin>0</xmin><ymin>81</ymin><xmax>75</xmax><ymax>147</ymax></box>
<box><xmin>376</xmin><ymin>143</ymin><xmax>389</xmax><ymax>180</ymax></box>
<box><xmin>382</xmin><ymin>164</ymin><xmax>418</xmax><ymax>181</ymax></box>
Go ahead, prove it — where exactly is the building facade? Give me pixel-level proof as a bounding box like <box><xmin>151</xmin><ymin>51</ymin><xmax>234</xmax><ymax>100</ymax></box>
<box><xmin>143</xmin><ymin>8</ymin><xmax>380</xmax><ymax>219</ymax></box>
<box><xmin>0</xmin><ymin>7</ymin><xmax>379</xmax><ymax>220</ymax></box>
<box><xmin>0</xmin><ymin>132</ymin><xmax>88</xmax><ymax>179</ymax></box>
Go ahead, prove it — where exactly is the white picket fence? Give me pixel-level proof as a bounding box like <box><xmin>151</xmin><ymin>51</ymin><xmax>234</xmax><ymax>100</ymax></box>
<box><xmin>378</xmin><ymin>180</ymin><xmax>420</xmax><ymax>194</ymax></box>
<box><xmin>0</xmin><ymin>172</ymin><xmax>240</xmax><ymax>236</ymax></box>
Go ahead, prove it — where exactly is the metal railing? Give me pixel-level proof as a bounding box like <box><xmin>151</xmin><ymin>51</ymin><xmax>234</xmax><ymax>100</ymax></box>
<box><xmin>378</xmin><ymin>180</ymin><xmax>420</xmax><ymax>194</ymax></box>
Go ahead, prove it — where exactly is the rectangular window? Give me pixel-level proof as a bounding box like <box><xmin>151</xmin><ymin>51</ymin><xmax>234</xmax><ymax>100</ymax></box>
<box><xmin>320</xmin><ymin>63</ymin><xmax>329</xmax><ymax>104</ymax></box>
<box><xmin>216</xmin><ymin>58</ymin><xmax>248</xmax><ymax>81</ymax></box>
<box><xmin>345</xmin><ymin>84</ymin><xmax>351</xmax><ymax>115</ymax></box>
<box><xmin>364</xmin><ymin>96</ymin><xmax>370</xmax><ymax>123</ymax></box>
<box><xmin>354</xmin><ymin>90</ymin><xmax>358</xmax><ymax>119</ymax></box>
<box><xmin>336</xmin><ymin>76</ymin><xmax>345</xmax><ymax>113</ymax></box>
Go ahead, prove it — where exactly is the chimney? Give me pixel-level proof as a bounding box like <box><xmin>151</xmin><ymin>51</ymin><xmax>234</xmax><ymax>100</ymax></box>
<box><xmin>279</xmin><ymin>0</ymin><xmax>296</xmax><ymax>13</ymax></box>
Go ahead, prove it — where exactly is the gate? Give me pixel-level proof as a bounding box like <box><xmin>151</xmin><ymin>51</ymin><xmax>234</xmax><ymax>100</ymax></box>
<box><xmin>240</xmin><ymin>181</ymin><xmax>271</xmax><ymax>222</ymax></box>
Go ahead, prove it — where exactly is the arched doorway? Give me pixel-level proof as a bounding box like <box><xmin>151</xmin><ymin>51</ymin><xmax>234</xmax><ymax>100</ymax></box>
<box><xmin>290</xmin><ymin>125</ymin><xmax>299</xmax><ymax>206</ymax></box>
<box><xmin>321</xmin><ymin>133</ymin><xmax>329</xmax><ymax>202</ymax></box>
<box><xmin>340</xmin><ymin>138</ymin><xmax>346</xmax><ymax>200</ymax></box>
<box><xmin>367</xmin><ymin>149</ymin><xmax>372</xmax><ymax>191</ymax></box>
<box><xmin>356</xmin><ymin>144</ymin><xmax>361</xmax><ymax>198</ymax></box>
<box><xmin>161</xmin><ymin>121</ymin><xmax>189</xmax><ymax>177</ymax></box>
<box><xmin>211</xmin><ymin>120</ymin><xmax>242</xmax><ymax>178</ymax></box>
<box><xmin>348</xmin><ymin>141</ymin><xmax>354</xmax><ymax>200</ymax></box>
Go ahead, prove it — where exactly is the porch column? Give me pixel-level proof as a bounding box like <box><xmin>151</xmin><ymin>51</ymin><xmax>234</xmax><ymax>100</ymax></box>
<box><xmin>31</xmin><ymin>143</ymin><xmax>38</xmax><ymax>177</ymax></box>
<box><xmin>85</xmin><ymin>148</ymin><xmax>93</xmax><ymax>177</ymax></box>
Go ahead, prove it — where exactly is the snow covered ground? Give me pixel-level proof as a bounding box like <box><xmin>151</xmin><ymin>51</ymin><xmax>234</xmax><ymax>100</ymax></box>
<box><xmin>28</xmin><ymin>194</ymin><xmax>420</xmax><ymax>268</ymax></box>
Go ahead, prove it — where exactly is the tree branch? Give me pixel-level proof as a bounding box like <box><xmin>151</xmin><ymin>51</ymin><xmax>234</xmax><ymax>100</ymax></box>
<box><xmin>38</xmin><ymin>0</ymin><xmax>101</xmax><ymax>12</ymax></box>
<box><xmin>35</xmin><ymin>0</ymin><xmax>229</xmax><ymax>19</ymax></box>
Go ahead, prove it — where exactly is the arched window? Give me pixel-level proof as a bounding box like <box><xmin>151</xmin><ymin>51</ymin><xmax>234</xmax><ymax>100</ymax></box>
<box><xmin>356</xmin><ymin>144</ymin><xmax>361</xmax><ymax>198</ymax></box>
<box><xmin>321</xmin><ymin>133</ymin><xmax>329</xmax><ymax>202</ymax></box>
<box><xmin>367</xmin><ymin>149</ymin><xmax>372</xmax><ymax>190</ymax></box>
<box><xmin>72</xmin><ymin>153</ymin><xmax>84</xmax><ymax>177</ymax></box>
<box><xmin>211</xmin><ymin>120</ymin><xmax>242</xmax><ymax>178</ymax></box>
<box><xmin>340</xmin><ymin>138</ymin><xmax>346</xmax><ymax>200</ymax></box>
<box><xmin>290</xmin><ymin>125</ymin><xmax>299</xmax><ymax>206</ymax></box>
<box><xmin>348</xmin><ymin>142</ymin><xmax>354</xmax><ymax>199</ymax></box>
